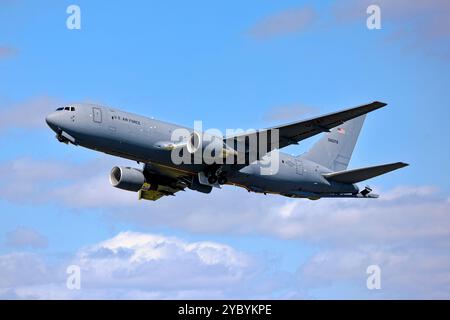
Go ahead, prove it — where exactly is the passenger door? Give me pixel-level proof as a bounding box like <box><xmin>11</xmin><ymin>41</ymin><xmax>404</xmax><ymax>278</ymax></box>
<box><xmin>93</xmin><ymin>107</ymin><xmax>102</xmax><ymax>123</ymax></box>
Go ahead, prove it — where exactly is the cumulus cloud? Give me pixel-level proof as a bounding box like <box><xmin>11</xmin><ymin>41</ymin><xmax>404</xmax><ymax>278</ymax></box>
<box><xmin>248</xmin><ymin>7</ymin><xmax>316</xmax><ymax>40</ymax></box>
<box><xmin>0</xmin><ymin>252</ymin><xmax>56</xmax><ymax>289</ymax></box>
<box><xmin>0</xmin><ymin>96</ymin><xmax>62</xmax><ymax>131</ymax></box>
<box><xmin>72</xmin><ymin>182</ymin><xmax>450</xmax><ymax>247</ymax></box>
<box><xmin>74</xmin><ymin>232</ymin><xmax>251</xmax><ymax>291</ymax></box>
<box><xmin>1</xmin><ymin>229</ymin><xmax>449</xmax><ymax>299</ymax></box>
<box><xmin>1</xmin><ymin>156</ymin><xmax>450</xmax><ymax>298</ymax></box>
<box><xmin>0</xmin><ymin>231</ymin><xmax>298</xmax><ymax>299</ymax></box>
<box><xmin>300</xmin><ymin>246</ymin><xmax>450</xmax><ymax>299</ymax></box>
<box><xmin>0</xmin><ymin>156</ymin><xmax>204</xmax><ymax>208</ymax></box>
<box><xmin>0</xmin><ymin>156</ymin><xmax>124</xmax><ymax>205</ymax></box>
<box><xmin>5</xmin><ymin>227</ymin><xmax>48</xmax><ymax>249</ymax></box>
<box><xmin>1</xmin><ymin>157</ymin><xmax>449</xmax><ymax>245</ymax></box>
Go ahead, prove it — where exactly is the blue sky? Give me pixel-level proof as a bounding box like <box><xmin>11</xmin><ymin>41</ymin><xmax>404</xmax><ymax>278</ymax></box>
<box><xmin>1</xmin><ymin>0</ymin><xmax>450</xmax><ymax>299</ymax></box>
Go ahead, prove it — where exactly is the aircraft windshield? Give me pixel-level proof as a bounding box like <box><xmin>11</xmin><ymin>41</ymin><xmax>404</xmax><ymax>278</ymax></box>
<box><xmin>56</xmin><ymin>106</ymin><xmax>76</xmax><ymax>111</ymax></box>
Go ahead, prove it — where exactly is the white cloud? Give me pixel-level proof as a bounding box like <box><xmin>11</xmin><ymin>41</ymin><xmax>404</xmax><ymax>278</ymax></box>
<box><xmin>0</xmin><ymin>252</ymin><xmax>55</xmax><ymax>288</ymax></box>
<box><xmin>2</xmin><ymin>228</ymin><xmax>449</xmax><ymax>299</ymax></box>
<box><xmin>381</xmin><ymin>185</ymin><xmax>438</xmax><ymax>201</ymax></box>
<box><xmin>0</xmin><ymin>156</ymin><xmax>128</xmax><ymax>205</ymax></box>
<box><xmin>1</xmin><ymin>157</ymin><xmax>449</xmax><ymax>246</ymax></box>
<box><xmin>0</xmin><ymin>96</ymin><xmax>62</xmax><ymax>131</ymax></box>
<box><xmin>278</xmin><ymin>201</ymin><xmax>298</xmax><ymax>218</ymax></box>
<box><xmin>78</xmin><ymin>182</ymin><xmax>450</xmax><ymax>299</ymax></box>
<box><xmin>300</xmin><ymin>246</ymin><xmax>450</xmax><ymax>299</ymax></box>
<box><xmin>74</xmin><ymin>232</ymin><xmax>252</xmax><ymax>291</ymax></box>
<box><xmin>5</xmin><ymin>227</ymin><xmax>48</xmax><ymax>249</ymax></box>
<box><xmin>1</xmin><ymin>156</ymin><xmax>450</xmax><ymax>298</ymax></box>
<box><xmin>105</xmin><ymin>185</ymin><xmax>450</xmax><ymax>248</ymax></box>
<box><xmin>0</xmin><ymin>232</ymin><xmax>297</xmax><ymax>299</ymax></box>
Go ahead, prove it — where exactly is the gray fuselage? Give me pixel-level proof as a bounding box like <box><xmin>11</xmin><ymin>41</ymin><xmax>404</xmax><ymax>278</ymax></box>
<box><xmin>45</xmin><ymin>103</ymin><xmax>359</xmax><ymax>198</ymax></box>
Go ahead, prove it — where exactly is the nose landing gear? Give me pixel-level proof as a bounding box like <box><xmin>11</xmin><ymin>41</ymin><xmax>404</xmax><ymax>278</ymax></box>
<box><xmin>55</xmin><ymin>130</ymin><xmax>77</xmax><ymax>145</ymax></box>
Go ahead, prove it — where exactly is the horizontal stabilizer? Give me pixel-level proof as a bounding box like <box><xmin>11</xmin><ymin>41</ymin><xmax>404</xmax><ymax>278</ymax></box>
<box><xmin>323</xmin><ymin>162</ymin><xmax>409</xmax><ymax>184</ymax></box>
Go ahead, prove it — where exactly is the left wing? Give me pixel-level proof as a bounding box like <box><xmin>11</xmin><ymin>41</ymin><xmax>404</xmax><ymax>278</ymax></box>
<box><xmin>224</xmin><ymin>101</ymin><xmax>387</xmax><ymax>163</ymax></box>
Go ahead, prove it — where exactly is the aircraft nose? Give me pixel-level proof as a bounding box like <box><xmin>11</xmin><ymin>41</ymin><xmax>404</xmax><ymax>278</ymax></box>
<box><xmin>45</xmin><ymin>112</ymin><xmax>60</xmax><ymax>132</ymax></box>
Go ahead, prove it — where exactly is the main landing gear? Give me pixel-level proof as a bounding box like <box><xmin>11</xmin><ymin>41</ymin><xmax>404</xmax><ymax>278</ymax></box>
<box><xmin>206</xmin><ymin>168</ymin><xmax>228</xmax><ymax>185</ymax></box>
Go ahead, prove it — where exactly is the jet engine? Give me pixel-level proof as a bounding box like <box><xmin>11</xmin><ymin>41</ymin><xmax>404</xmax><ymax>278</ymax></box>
<box><xmin>109</xmin><ymin>166</ymin><xmax>145</xmax><ymax>192</ymax></box>
<box><xmin>186</xmin><ymin>131</ymin><xmax>202</xmax><ymax>153</ymax></box>
<box><xmin>186</xmin><ymin>131</ymin><xmax>237</xmax><ymax>159</ymax></box>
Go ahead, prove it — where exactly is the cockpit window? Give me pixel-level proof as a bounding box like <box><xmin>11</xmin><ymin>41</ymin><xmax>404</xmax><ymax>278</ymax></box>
<box><xmin>56</xmin><ymin>106</ymin><xmax>75</xmax><ymax>111</ymax></box>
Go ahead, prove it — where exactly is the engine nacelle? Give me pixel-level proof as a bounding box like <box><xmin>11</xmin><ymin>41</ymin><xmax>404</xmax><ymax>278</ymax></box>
<box><xmin>186</xmin><ymin>131</ymin><xmax>202</xmax><ymax>154</ymax></box>
<box><xmin>109</xmin><ymin>166</ymin><xmax>145</xmax><ymax>192</ymax></box>
<box><xmin>186</xmin><ymin>131</ymin><xmax>237</xmax><ymax>159</ymax></box>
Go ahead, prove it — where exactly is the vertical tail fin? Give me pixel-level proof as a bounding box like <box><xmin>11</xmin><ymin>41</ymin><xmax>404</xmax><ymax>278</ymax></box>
<box><xmin>300</xmin><ymin>115</ymin><xmax>366</xmax><ymax>171</ymax></box>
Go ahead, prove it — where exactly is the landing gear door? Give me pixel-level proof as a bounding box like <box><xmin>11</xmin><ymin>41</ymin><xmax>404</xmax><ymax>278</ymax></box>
<box><xmin>93</xmin><ymin>107</ymin><xmax>102</xmax><ymax>123</ymax></box>
<box><xmin>295</xmin><ymin>158</ymin><xmax>303</xmax><ymax>175</ymax></box>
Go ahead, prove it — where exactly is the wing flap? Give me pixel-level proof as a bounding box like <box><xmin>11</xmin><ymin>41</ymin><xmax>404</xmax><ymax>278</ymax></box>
<box><xmin>323</xmin><ymin>162</ymin><xmax>409</xmax><ymax>184</ymax></box>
